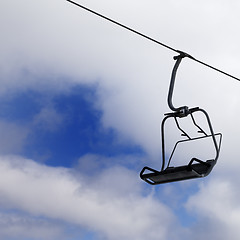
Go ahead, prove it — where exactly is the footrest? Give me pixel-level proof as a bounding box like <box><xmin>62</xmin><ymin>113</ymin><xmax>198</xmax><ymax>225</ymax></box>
<box><xmin>140</xmin><ymin>160</ymin><xmax>215</xmax><ymax>185</ymax></box>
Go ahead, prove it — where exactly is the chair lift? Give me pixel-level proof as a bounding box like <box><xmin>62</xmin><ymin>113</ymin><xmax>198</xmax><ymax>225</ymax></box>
<box><xmin>140</xmin><ymin>52</ymin><xmax>222</xmax><ymax>185</ymax></box>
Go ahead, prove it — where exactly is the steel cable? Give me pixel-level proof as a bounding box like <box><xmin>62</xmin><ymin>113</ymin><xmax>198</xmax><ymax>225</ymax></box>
<box><xmin>66</xmin><ymin>0</ymin><xmax>240</xmax><ymax>82</ymax></box>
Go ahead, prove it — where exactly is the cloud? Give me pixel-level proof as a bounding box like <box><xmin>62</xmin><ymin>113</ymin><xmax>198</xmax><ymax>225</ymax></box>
<box><xmin>185</xmin><ymin>176</ymin><xmax>240</xmax><ymax>240</ymax></box>
<box><xmin>0</xmin><ymin>155</ymin><xmax>178</xmax><ymax>240</ymax></box>
<box><xmin>2</xmin><ymin>154</ymin><xmax>240</xmax><ymax>240</ymax></box>
<box><xmin>0</xmin><ymin>212</ymin><xmax>65</xmax><ymax>240</ymax></box>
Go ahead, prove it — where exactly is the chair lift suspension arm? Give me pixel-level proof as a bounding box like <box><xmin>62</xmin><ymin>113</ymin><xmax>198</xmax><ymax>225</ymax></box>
<box><xmin>167</xmin><ymin>52</ymin><xmax>193</xmax><ymax>115</ymax></box>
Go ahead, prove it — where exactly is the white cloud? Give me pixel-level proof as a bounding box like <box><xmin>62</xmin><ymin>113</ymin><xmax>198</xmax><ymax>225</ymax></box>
<box><xmin>0</xmin><ymin>212</ymin><xmax>64</xmax><ymax>240</ymax></box>
<box><xmin>186</xmin><ymin>176</ymin><xmax>240</xmax><ymax>240</ymax></box>
<box><xmin>2</xmin><ymin>154</ymin><xmax>240</xmax><ymax>240</ymax></box>
<box><xmin>0</xmin><ymin>155</ymin><xmax>178</xmax><ymax>240</ymax></box>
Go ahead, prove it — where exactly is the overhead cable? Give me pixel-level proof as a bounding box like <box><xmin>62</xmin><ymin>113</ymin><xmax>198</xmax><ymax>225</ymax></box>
<box><xmin>66</xmin><ymin>0</ymin><xmax>240</xmax><ymax>82</ymax></box>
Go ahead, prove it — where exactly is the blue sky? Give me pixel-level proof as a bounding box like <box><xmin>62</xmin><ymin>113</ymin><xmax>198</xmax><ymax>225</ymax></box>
<box><xmin>1</xmin><ymin>0</ymin><xmax>240</xmax><ymax>240</ymax></box>
<box><xmin>0</xmin><ymin>86</ymin><xmax>144</xmax><ymax>168</ymax></box>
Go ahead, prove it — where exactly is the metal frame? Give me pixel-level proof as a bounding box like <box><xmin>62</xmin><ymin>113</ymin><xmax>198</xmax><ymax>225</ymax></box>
<box><xmin>161</xmin><ymin>108</ymin><xmax>221</xmax><ymax>171</ymax></box>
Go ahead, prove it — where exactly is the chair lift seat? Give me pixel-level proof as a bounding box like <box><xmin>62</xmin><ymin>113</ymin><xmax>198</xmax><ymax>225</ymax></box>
<box><xmin>140</xmin><ymin>159</ymin><xmax>215</xmax><ymax>185</ymax></box>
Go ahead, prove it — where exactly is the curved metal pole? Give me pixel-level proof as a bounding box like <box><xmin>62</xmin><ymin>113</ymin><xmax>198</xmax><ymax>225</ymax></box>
<box><xmin>167</xmin><ymin>53</ymin><xmax>190</xmax><ymax>114</ymax></box>
<box><xmin>168</xmin><ymin>56</ymin><xmax>183</xmax><ymax>111</ymax></box>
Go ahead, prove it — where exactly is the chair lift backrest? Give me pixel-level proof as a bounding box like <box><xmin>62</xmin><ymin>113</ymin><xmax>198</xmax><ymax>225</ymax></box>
<box><xmin>161</xmin><ymin>107</ymin><xmax>221</xmax><ymax>172</ymax></box>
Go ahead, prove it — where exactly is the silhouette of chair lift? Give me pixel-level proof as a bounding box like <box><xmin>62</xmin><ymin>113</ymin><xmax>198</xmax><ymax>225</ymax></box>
<box><xmin>140</xmin><ymin>52</ymin><xmax>222</xmax><ymax>185</ymax></box>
